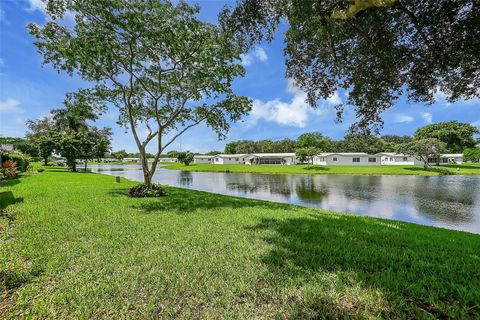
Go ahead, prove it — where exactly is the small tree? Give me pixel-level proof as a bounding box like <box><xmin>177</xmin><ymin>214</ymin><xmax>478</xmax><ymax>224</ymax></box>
<box><xmin>36</xmin><ymin>132</ymin><xmax>58</xmax><ymax>166</ymax></box>
<box><xmin>177</xmin><ymin>151</ymin><xmax>194</xmax><ymax>166</ymax></box>
<box><xmin>397</xmin><ymin>138</ymin><xmax>447</xmax><ymax>169</ymax></box>
<box><xmin>296</xmin><ymin>147</ymin><xmax>320</xmax><ymax>165</ymax></box>
<box><xmin>29</xmin><ymin>1</ymin><xmax>251</xmax><ymax>189</ymax></box>
<box><xmin>58</xmin><ymin>132</ymin><xmax>85</xmax><ymax>172</ymax></box>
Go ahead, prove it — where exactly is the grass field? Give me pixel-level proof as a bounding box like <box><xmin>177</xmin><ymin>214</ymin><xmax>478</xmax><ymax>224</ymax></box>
<box><xmin>164</xmin><ymin>162</ymin><xmax>480</xmax><ymax>176</ymax></box>
<box><xmin>1</xmin><ymin>169</ymin><xmax>479</xmax><ymax>319</ymax></box>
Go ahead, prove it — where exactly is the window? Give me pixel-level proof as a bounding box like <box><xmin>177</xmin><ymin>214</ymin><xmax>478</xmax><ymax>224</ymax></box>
<box><xmin>333</xmin><ymin>157</ymin><xmax>337</xmax><ymax>161</ymax></box>
<box><xmin>442</xmin><ymin>158</ymin><xmax>448</xmax><ymax>163</ymax></box>
<box><xmin>403</xmin><ymin>157</ymin><xmax>408</xmax><ymax>161</ymax></box>
<box><xmin>368</xmin><ymin>158</ymin><xmax>376</xmax><ymax>162</ymax></box>
<box><xmin>215</xmin><ymin>158</ymin><xmax>219</xmax><ymax>162</ymax></box>
<box><xmin>353</xmin><ymin>158</ymin><xmax>360</xmax><ymax>163</ymax></box>
<box><xmin>229</xmin><ymin>158</ymin><xmax>232</xmax><ymax>160</ymax></box>
<box><xmin>235</xmin><ymin>158</ymin><xmax>239</xmax><ymax>161</ymax></box>
<box><xmin>428</xmin><ymin>157</ymin><xmax>438</xmax><ymax>163</ymax></box>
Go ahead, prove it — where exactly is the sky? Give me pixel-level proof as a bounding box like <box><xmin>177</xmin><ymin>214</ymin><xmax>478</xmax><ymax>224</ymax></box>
<box><xmin>0</xmin><ymin>0</ymin><xmax>479</xmax><ymax>153</ymax></box>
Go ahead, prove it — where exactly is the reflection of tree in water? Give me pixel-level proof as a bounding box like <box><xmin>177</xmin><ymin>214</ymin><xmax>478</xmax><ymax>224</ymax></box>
<box><xmin>327</xmin><ymin>175</ymin><xmax>382</xmax><ymax>202</ymax></box>
<box><xmin>295</xmin><ymin>177</ymin><xmax>329</xmax><ymax>204</ymax></box>
<box><xmin>178</xmin><ymin>170</ymin><xmax>193</xmax><ymax>187</ymax></box>
<box><xmin>413</xmin><ymin>177</ymin><xmax>479</xmax><ymax>223</ymax></box>
<box><xmin>225</xmin><ymin>173</ymin><xmax>293</xmax><ymax>198</ymax></box>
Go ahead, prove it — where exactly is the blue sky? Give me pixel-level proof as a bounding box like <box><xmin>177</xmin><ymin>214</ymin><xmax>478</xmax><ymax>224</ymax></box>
<box><xmin>1</xmin><ymin>0</ymin><xmax>479</xmax><ymax>153</ymax></box>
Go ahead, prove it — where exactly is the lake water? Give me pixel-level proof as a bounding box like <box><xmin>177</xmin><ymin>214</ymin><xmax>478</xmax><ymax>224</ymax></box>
<box><xmin>90</xmin><ymin>164</ymin><xmax>480</xmax><ymax>234</ymax></box>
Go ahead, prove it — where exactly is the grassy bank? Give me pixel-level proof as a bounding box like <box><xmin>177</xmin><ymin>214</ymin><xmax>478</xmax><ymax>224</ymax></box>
<box><xmin>1</xmin><ymin>170</ymin><xmax>479</xmax><ymax>319</ymax></box>
<box><xmin>164</xmin><ymin>163</ymin><xmax>480</xmax><ymax>176</ymax></box>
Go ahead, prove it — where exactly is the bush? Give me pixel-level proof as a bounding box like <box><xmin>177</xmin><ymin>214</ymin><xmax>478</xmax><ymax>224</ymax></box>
<box><xmin>37</xmin><ymin>168</ymin><xmax>45</xmax><ymax>173</ymax></box>
<box><xmin>1</xmin><ymin>153</ymin><xmax>30</xmax><ymax>172</ymax></box>
<box><xmin>1</xmin><ymin>160</ymin><xmax>18</xmax><ymax>179</ymax></box>
<box><xmin>128</xmin><ymin>184</ymin><xmax>166</xmax><ymax>198</ymax></box>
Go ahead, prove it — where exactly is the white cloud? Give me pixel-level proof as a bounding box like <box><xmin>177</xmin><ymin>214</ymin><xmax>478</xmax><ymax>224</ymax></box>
<box><xmin>249</xmin><ymin>79</ymin><xmax>341</xmax><ymax>128</ymax></box>
<box><xmin>25</xmin><ymin>0</ymin><xmax>76</xmax><ymax>23</ymax></box>
<box><xmin>0</xmin><ymin>98</ymin><xmax>24</xmax><ymax>113</ymax></box>
<box><xmin>254</xmin><ymin>47</ymin><xmax>268</xmax><ymax>62</ymax></box>
<box><xmin>0</xmin><ymin>7</ymin><xmax>6</xmax><ymax>24</ymax></box>
<box><xmin>393</xmin><ymin>114</ymin><xmax>414</xmax><ymax>123</ymax></box>
<box><xmin>241</xmin><ymin>46</ymin><xmax>268</xmax><ymax>66</ymax></box>
<box><xmin>421</xmin><ymin>112</ymin><xmax>432</xmax><ymax>124</ymax></box>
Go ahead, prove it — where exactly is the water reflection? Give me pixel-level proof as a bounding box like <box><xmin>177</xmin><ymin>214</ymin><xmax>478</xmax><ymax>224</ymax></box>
<box><xmin>90</xmin><ymin>164</ymin><xmax>480</xmax><ymax>234</ymax></box>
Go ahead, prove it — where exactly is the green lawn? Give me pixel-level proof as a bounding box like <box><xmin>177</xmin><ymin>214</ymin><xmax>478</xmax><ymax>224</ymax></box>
<box><xmin>1</xmin><ymin>170</ymin><xmax>479</xmax><ymax>319</ymax></box>
<box><xmin>164</xmin><ymin>162</ymin><xmax>480</xmax><ymax>176</ymax></box>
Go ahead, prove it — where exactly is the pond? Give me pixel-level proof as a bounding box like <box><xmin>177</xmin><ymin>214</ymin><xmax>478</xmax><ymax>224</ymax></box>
<box><xmin>89</xmin><ymin>164</ymin><xmax>480</xmax><ymax>234</ymax></box>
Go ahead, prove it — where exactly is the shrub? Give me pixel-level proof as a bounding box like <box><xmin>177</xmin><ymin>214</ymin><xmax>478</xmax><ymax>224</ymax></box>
<box><xmin>128</xmin><ymin>184</ymin><xmax>166</xmax><ymax>198</ymax></box>
<box><xmin>1</xmin><ymin>153</ymin><xmax>30</xmax><ymax>172</ymax></box>
<box><xmin>1</xmin><ymin>160</ymin><xmax>18</xmax><ymax>179</ymax></box>
<box><xmin>37</xmin><ymin>168</ymin><xmax>45</xmax><ymax>173</ymax></box>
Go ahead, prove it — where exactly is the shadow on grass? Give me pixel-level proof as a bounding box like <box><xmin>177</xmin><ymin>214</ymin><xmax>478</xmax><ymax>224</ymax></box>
<box><xmin>250</xmin><ymin>214</ymin><xmax>480</xmax><ymax>318</ymax></box>
<box><xmin>300</xmin><ymin>165</ymin><xmax>331</xmax><ymax>172</ymax></box>
<box><xmin>0</xmin><ymin>178</ymin><xmax>21</xmax><ymax>188</ymax></box>
<box><xmin>110</xmin><ymin>186</ymin><xmax>292</xmax><ymax>214</ymax></box>
<box><xmin>0</xmin><ymin>191</ymin><xmax>24</xmax><ymax>210</ymax></box>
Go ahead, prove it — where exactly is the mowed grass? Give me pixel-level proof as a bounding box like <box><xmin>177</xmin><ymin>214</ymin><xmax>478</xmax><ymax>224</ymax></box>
<box><xmin>1</xmin><ymin>170</ymin><xmax>479</xmax><ymax>319</ymax></box>
<box><xmin>164</xmin><ymin>162</ymin><xmax>480</xmax><ymax>176</ymax></box>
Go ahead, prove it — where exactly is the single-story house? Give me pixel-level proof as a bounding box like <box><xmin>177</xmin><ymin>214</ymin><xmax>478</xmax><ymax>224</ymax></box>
<box><xmin>313</xmin><ymin>153</ymin><xmax>382</xmax><ymax>166</ymax></box>
<box><xmin>194</xmin><ymin>153</ymin><xmax>299</xmax><ymax>165</ymax></box>
<box><xmin>212</xmin><ymin>154</ymin><xmax>249</xmax><ymax>165</ymax></box>
<box><xmin>313</xmin><ymin>152</ymin><xmax>464</xmax><ymax>166</ymax></box>
<box><xmin>248</xmin><ymin>153</ymin><xmax>298</xmax><ymax>165</ymax></box>
<box><xmin>193</xmin><ymin>155</ymin><xmax>214</xmax><ymax>164</ymax></box>
<box><xmin>377</xmin><ymin>153</ymin><xmax>417</xmax><ymax>165</ymax></box>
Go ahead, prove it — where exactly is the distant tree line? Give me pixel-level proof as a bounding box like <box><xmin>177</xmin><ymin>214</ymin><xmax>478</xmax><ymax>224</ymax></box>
<box><xmin>218</xmin><ymin>121</ymin><xmax>479</xmax><ymax>160</ymax></box>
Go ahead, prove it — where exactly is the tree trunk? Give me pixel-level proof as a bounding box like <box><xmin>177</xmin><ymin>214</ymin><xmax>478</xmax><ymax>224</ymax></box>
<box><xmin>44</xmin><ymin>157</ymin><xmax>48</xmax><ymax>166</ymax></box>
<box><xmin>72</xmin><ymin>162</ymin><xmax>77</xmax><ymax>172</ymax></box>
<box><xmin>84</xmin><ymin>160</ymin><xmax>88</xmax><ymax>171</ymax></box>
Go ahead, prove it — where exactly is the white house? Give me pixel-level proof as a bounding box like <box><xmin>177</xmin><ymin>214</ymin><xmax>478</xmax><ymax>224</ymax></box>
<box><xmin>193</xmin><ymin>155</ymin><xmax>214</xmax><ymax>164</ymax></box>
<box><xmin>313</xmin><ymin>153</ymin><xmax>382</xmax><ymax>166</ymax></box>
<box><xmin>194</xmin><ymin>152</ymin><xmax>464</xmax><ymax>166</ymax></box>
<box><xmin>248</xmin><ymin>153</ymin><xmax>298</xmax><ymax>165</ymax></box>
<box><xmin>194</xmin><ymin>153</ymin><xmax>299</xmax><ymax>165</ymax></box>
<box><xmin>377</xmin><ymin>153</ymin><xmax>417</xmax><ymax>165</ymax></box>
<box><xmin>212</xmin><ymin>154</ymin><xmax>249</xmax><ymax>164</ymax></box>
<box><xmin>313</xmin><ymin>152</ymin><xmax>464</xmax><ymax>166</ymax></box>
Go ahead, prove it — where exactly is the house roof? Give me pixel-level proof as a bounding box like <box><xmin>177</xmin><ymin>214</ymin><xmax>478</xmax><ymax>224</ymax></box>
<box><xmin>193</xmin><ymin>155</ymin><xmax>214</xmax><ymax>158</ymax></box>
<box><xmin>440</xmin><ymin>154</ymin><xmax>463</xmax><ymax>157</ymax></box>
<box><xmin>214</xmin><ymin>154</ymin><xmax>248</xmax><ymax>158</ymax></box>
<box><xmin>251</xmin><ymin>153</ymin><xmax>296</xmax><ymax>157</ymax></box>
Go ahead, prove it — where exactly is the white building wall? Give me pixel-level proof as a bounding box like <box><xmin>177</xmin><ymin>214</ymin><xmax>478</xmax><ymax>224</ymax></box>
<box><xmin>325</xmin><ymin>155</ymin><xmax>381</xmax><ymax>166</ymax></box>
<box><xmin>194</xmin><ymin>157</ymin><xmax>212</xmax><ymax>164</ymax></box>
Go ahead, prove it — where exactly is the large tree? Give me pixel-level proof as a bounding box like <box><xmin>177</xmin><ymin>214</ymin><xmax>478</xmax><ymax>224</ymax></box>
<box><xmin>339</xmin><ymin>133</ymin><xmax>386</xmax><ymax>154</ymax></box>
<box><xmin>29</xmin><ymin>0</ymin><xmax>251</xmax><ymax>188</ymax></box>
<box><xmin>297</xmin><ymin>132</ymin><xmax>332</xmax><ymax>150</ymax></box>
<box><xmin>414</xmin><ymin>121</ymin><xmax>479</xmax><ymax>152</ymax></box>
<box><xmin>221</xmin><ymin>0</ymin><xmax>480</xmax><ymax>132</ymax></box>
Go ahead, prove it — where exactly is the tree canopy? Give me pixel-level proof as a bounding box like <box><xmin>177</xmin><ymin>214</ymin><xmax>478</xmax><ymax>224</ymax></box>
<box><xmin>29</xmin><ymin>0</ymin><xmax>251</xmax><ymax>187</ymax></box>
<box><xmin>221</xmin><ymin>0</ymin><xmax>480</xmax><ymax>132</ymax></box>
<box><xmin>414</xmin><ymin>121</ymin><xmax>479</xmax><ymax>152</ymax></box>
